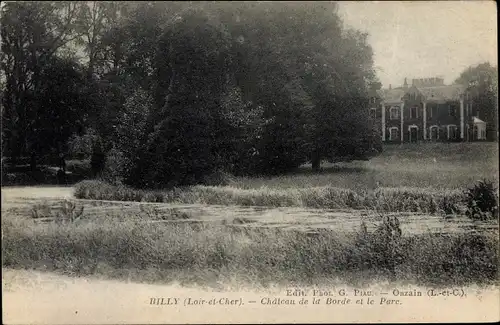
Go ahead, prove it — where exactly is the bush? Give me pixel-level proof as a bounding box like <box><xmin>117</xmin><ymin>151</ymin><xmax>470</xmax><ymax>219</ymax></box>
<box><xmin>464</xmin><ymin>179</ymin><xmax>499</xmax><ymax>220</ymax></box>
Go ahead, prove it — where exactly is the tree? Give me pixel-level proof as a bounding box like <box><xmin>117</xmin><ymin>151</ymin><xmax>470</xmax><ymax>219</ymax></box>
<box><xmin>456</xmin><ymin>62</ymin><xmax>498</xmax><ymax>141</ymax></box>
<box><xmin>213</xmin><ymin>2</ymin><xmax>379</xmax><ymax>172</ymax></box>
<box><xmin>1</xmin><ymin>1</ymin><xmax>381</xmax><ymax>187</ymax></box>
<box><xmin>73</xmin><ymin>1</ymin><xmax>124</xmax><ymax>78</ymax></box>
<box><xmin>1</xmin><ymin>1</ymin><xmax>83</xmax><ymax>164</ymax></box>
<box><xmin>28</xmin><ymin>57</ymin><xmax>99</xmax><ymax>167</ymax></box>
<box><xmin>129</xmin><ymin>7</ymin><xmax>236</xmax><ymax>188</ymax></box>
<box><xmin>112</xmin><ymin>88</ymin><xmax>154</xmax><ymax>184</ymax></box>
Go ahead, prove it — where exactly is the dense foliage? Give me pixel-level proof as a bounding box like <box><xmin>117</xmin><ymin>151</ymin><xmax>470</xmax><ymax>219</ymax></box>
<box><xmin>2</xmin><ymin>1</ymin><xmax>385</xmax><ymax>188</ymax></box>
<box><xmin>455</xmin><ymin>62</ymin><xmax>498</xmax><ymax>142</ymax></box>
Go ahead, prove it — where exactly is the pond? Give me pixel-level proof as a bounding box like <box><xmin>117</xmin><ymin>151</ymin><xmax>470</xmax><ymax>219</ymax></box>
<box><xmin>3</xmin><ymin>189</ymin><xmax>497</xmax><ymax>237</ymax></box>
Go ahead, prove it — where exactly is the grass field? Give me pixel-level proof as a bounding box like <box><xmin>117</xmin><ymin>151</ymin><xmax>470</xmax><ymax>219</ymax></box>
<box><xmin>231</xmin><ymin>142</ymin><xmax>499</xmax><ymax>189</ymax></box>
<box><xmin>2</xmin><ymin>142</ymin><xmax>499</xmax><ymax>288</ymax></box>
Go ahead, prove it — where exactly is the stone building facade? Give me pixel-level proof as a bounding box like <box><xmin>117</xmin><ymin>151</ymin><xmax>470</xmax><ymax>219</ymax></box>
<box><xmin>369</xmin><ymin>77</ymin><xmax>489</xmax><ymax>143</ymax></box>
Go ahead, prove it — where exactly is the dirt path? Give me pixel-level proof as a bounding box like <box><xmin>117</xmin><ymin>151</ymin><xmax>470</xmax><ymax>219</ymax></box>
<box><xmin>1</xmin><ymin>185</ymin><xmax>74</xmax><ymax>198</ymax></box>
<box><xmin>2</xmin><ymin>269</ymin><xmax>499</xmax><ymax>324</ymax></box>
<box><xmin>1</xmin><ymin>186</ymin><xmax>74</xmax><ymax>208</ymax></box>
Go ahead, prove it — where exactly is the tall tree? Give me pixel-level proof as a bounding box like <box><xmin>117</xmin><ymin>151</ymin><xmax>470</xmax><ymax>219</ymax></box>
<box><xmin>1</xmin><ymin>1</ymin><xmax>82</xmax><ymax>163</ymax></box>
<box><xmin>132</xmin><ymin>6</ymin><xmax>236</xmax><ymax>187</ymax></box>
<box><xmin>212</xmin><ymin>2</ymin><xmax>378</xmax><ymax>171</ymax></box>
<box><xmin>28</xmin><ymin>57</ymin><xmax>94</xmax><ymax>161</ymax></box>
<box><xmin>456</xmin><ymin>62</ymin><xmax>498</xmax><ymax>141</ymax></box>
<box><xmin>73</xmin><ymin>1</ymin><xmax>123</xmax><ymax>78</ymax></box>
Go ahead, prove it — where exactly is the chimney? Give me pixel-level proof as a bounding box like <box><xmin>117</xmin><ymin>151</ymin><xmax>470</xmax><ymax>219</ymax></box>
<box><xmin>389</xmin><ymin>84</ymin><xmax>392</xmax><ymax>90</ymax></box>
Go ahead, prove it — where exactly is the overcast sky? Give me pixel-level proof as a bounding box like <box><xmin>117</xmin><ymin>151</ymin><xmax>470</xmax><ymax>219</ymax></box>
<box><xmin>337</xmin><ymin>1</ymin><xmax>497</xmax><ymax>88</ymax></box>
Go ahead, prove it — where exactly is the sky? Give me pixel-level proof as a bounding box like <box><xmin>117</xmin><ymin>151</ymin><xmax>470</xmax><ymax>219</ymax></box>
<box><xmin>337</xmin><ymin>1</ymin><xmax>498</xmax><ymax>89</ymax></box>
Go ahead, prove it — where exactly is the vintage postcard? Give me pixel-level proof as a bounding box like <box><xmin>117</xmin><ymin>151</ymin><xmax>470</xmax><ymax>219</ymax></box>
<box><xmin>1</xmin><ymin>1</ymin><xmax>499</xmax><ymax>323</ymax></box>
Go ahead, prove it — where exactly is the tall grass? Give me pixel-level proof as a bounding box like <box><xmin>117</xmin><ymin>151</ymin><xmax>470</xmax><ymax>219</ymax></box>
<box><xmin>2</xmin><ymin>211</ymin><xmax>498</xmax><ymax>287</ymax></box>
<box><xmin>74</xmin><ymin>180</ymin><xmax>466</xmax><ymax>214</ymax></box>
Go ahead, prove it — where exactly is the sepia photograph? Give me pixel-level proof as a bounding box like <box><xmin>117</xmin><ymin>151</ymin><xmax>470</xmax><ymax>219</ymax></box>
<box><xmin>1</xmin><ymin>1</ymin><xmax>499</xmax><ymax>323</ymax></box>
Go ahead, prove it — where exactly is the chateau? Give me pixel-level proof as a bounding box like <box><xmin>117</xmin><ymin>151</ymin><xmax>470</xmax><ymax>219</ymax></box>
<box><xmin>369</xmin><ymin>77</ymin><xmax>489</xmax><ymax>143</ymax></box>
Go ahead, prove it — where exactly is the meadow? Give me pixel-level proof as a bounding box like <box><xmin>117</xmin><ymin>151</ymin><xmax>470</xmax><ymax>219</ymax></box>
<box><xmin>2</xmin><ymin>142</ymin><xmax>499</xmax><ymax>288</ymax></box>
<box><xmin>231</xmin><ymin>142</ymin><xmax>498</xmax><ymax>190</ymax></box>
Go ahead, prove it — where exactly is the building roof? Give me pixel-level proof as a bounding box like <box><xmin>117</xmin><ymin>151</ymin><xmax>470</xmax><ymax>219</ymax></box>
<box><xmin>377</xmin><ymin>83</ymin><xmax>467</xmax><ymax>104</ymax></box>
<box><xmin>376</xmin><ymin>88</ymin><xmax>406</xmax><ymax>105</ymax></box>
<box><xmin>417</xmin><ymin>84</ymin><xmax>466</xmax><ymax>102</ymax></box>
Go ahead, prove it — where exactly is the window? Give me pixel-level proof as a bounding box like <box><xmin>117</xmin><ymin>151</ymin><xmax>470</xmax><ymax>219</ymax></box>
<box><xmin>370</xmin><ymin>107</ymin><xmax>377</xmax><ymax>119</ymax></box>
<box><xmin>389</xmin><ymin>127</ymin><xmax>399</xmax><ymax>140</ymax></box>
<box><xmin>408</xmin><ymin>125</ymin><xmax>419</xmax><ymax>142</ymax></box>
<box><xmin>429</xmin><ymin>125</ymin><xmax>439</xmax><ymax>140</ymax></box>
<box><xmin>410</xmin><ymin>106</ymin><xmax>419</xmax><ymax>119</ymax></box>
<box><xmin>390</xmin><ymin>106</ymin><xmax>400</xmax><ymax>120</ymax></box>
<box><xmin>447</xmin><ymin>125</ymin><xmax>458</xmax><ymax>140</ymax></box>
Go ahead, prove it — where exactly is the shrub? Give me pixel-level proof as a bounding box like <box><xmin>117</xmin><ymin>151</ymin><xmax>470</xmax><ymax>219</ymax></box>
<box><xmin>464</xmin><ymin>179</ymin><xmax>499</xmax><ymax>220</ymax></box>
<box><xmin>355</xmin><ymin>216</ymin><xmax>403</xmax><ymax>277</ymax></box>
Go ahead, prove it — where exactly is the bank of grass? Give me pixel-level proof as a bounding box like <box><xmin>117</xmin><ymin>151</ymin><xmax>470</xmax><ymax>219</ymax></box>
<box><xmin>2</xmin><ymin>212</ymin><xmax>498</xmax><ymax>287</ymax></box>
<box><xmin>75</xmin><ymin>180</ymin><xmax>466</xmax><ymax>214</ymax></box>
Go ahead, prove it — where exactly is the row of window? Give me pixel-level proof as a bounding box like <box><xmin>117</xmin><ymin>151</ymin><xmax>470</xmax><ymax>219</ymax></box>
<box><xmin>387</xmin><ymin>125</ymin><xmax>459</xmax><ymax>141</ymax></box>
<box><xmin>386</xmin><ymin>125</ymin><xmax>486</xmax><ymax>141</ymax></box>
<box><xmin>381</xmin><ymin>105</ymin><xmax>461</xmax><ymax>120</ymax></box>
<box><xmin>370</xmin><ymin>103</ymin><xmax>474</xmax><ymax>121</ymax></box>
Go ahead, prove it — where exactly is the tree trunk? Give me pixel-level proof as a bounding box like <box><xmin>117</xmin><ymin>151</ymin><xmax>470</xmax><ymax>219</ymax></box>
<box><xmin>30</xmin><ymin>152</ymin><xmax>37</xmax><ymax>172</ymax></box>
<box><xmin>311</xmin><ymin>150</ymin><xmax>321</xmax><ymax>172</ymax></box>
